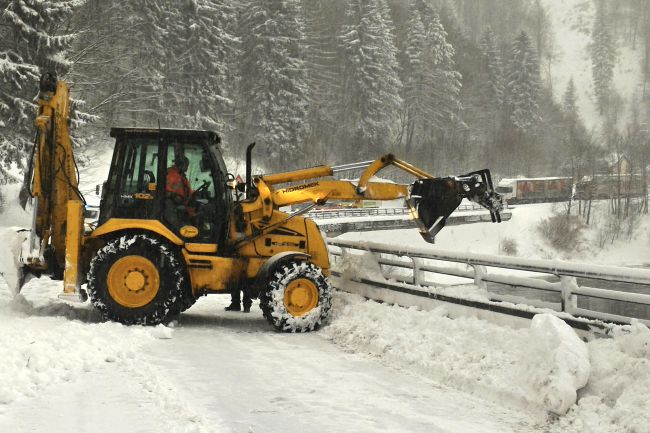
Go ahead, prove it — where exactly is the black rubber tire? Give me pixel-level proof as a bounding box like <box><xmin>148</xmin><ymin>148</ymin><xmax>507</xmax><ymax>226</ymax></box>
<box><xmin>176</xmin><ymin>287</ymin><xmax>198</xmax><ymax>313</ymax></box>
<box><xmin>87</xmin><ymin>234</ymin><xmax>189</xmax><ymax>325</ymax></box>
<box><xmin>259</xmin><ymin>261</ymin><xmax>332</xmax><ymax>333</ymax></box>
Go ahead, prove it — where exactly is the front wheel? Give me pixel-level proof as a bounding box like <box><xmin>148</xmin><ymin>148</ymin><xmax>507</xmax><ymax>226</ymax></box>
<box><xmin>87</xmin><ymin>234</ymin><xmax>189</xmax><ymax>325</ymax></box>
<box><xmin>259</xmin><ymin>261</ymin><xmax>332</xmax><ymax>332</ymax></box>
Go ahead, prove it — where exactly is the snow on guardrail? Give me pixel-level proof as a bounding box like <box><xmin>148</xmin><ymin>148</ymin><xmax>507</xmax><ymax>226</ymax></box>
<box><xmin>326</xmin><ymin>237</ymin><xmax>650</xmax><ymax>328</ymax></box>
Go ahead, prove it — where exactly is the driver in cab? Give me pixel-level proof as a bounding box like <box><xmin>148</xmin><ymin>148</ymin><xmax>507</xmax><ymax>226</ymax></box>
<box><xmin>166</xmin><ymin>156</ymin><xmax>196</xmax><ymax>223</ymax></box>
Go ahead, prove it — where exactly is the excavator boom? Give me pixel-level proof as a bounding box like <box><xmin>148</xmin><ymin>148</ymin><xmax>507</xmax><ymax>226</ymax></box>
<box><xmin>4</xmin><ymin>73</ymin><xmax>85</xmax><ymax>297</ymax></box>
<box><xmin>241</xmin><ymin>153</ymin><xmax>503</xmax><ymax>244</ymax></box>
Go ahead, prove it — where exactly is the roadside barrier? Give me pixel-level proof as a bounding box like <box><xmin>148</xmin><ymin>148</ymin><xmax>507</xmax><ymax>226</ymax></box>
<box><xmin>326</xmin><ymin>237</ymin><xmax>650</xmax><ymax>329</ymax></box>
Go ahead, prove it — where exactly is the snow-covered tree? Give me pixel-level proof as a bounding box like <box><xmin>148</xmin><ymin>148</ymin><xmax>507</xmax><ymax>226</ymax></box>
<box><xmin>561</xmin><ymin>77</ymin><xmax>589</xmax><ymax>184</ymax></box>
<box><xmin>563</xmin><ymin>78</ymin><xmax>578</xmax><ymax>120</ymax></box>
<box><xmin>0</xmin><ymin>0</ymin><xmax>84</xmax><ymax>172</ymax></box>
<box><xmin>238</xmin><ymin>0</ymin><xmax>310</xmax><ymax>167</ymax></box>
<box><xmin>401</xmin><ymin>1</ymin><xmax>428</xmax><ymax>152</ymax></box>
<box><xmin>505</xmin><ymin>31</ymin><xmax>541</xmax><ymax>132</ymax></box>
<box><xmin>401</xmin><ymin>1</ymin><xmax>462</xmax><ymax>152</ymax></box>
<box><xmin>302</xmin><ymin>0</ymin><xmax>344</xmax><ymax>161</ymax></box>
<box><xmin>479</xmin><ymin>26</ymin><xmax>505</xmax><ymax>106</ymax></box>
<box><xmin>338</xmin><ymin>0</ymin><xmax>403</xmax><ymax>157</ymax></box>
<box><xmin>63</xmin><ymin>0</ymin><xmax>163</xmax><ymax>129</ymax></box>
<box><xmin>163</xmin><ymin>0</ymin><xmax>239</xmax><ymax>135</ymax></box>
<box><xmin>591</xmin><ymin>0</ymin><xmax>616</xmax><ymax>115</ymax></box>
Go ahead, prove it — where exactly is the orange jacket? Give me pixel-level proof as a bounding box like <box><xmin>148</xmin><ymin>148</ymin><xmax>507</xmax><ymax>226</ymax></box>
<box><xmin>166</xmin><ymin>167</ymin><xmax>192</xmax><ymax>200</ymax></box>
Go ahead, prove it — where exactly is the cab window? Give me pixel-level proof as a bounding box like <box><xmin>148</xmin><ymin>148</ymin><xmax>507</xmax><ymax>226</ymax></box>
<box><xmin>163</xmin><ymin>141</ymin><xmax>221</xmax><ymax>243</ymax></box>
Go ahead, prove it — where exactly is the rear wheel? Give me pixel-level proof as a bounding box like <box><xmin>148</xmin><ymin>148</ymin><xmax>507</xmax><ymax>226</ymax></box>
<box><xmin>259</xmin><ymin>261</ymin><xmax>332</xmax><ymax>332</ymax></box>
<box><xmin>87</xmin><ymin>234</ymin><xmax>189</xmax><ymax>325</ymax></box>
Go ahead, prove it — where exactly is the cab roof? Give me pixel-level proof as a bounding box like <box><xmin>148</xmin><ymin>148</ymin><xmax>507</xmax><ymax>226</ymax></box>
<box><xmin>109</xmin><ymin>127</ymin><xmax>220</xmax><ymax>143</ymax></box>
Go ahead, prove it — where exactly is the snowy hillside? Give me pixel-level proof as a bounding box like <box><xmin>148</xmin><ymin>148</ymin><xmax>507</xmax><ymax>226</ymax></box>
<box><xmin>545</xmin><ymin>0</ymin><xmax>645</xmax><ymax>129</ymax></box>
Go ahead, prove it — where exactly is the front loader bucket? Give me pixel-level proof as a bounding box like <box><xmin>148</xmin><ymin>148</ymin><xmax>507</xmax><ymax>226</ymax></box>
<box><xmin>407</xmin><ymin>169</ymin><xmax>503</xmax><ymax>243</ymax></box>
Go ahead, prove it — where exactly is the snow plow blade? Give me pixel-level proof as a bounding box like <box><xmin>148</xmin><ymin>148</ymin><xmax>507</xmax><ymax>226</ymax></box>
<box><xmin>407</xmin><ymin>169</ymin><xmax>503</xmax><ymax>242</ymax></box>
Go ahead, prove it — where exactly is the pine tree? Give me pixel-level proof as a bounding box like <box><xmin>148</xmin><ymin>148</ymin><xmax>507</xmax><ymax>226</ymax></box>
<box><xmin>0</xmin><ymin>0</ymin><xmax>85</xmax><ymax>172</ymax></box>
<box><xmin>563</xmin><ymin>78</ymin><xmax>578</xmax><ymax>119</ymax></box>
<box><xmin>70</xmin><ymin>0</ymin><xmax>167</xmax><ymax>129</ymax></box>
<box><xmin>505</xmin><ymin>31</ymin><xmax>541</xmax><ymax>132</ymax></box>
<box><xmin>424</xmin><ymin>10</ymin><xmax>463</xmax><ymax>130</ymax></box>
<box><xmin>562</xmin><ymin>78</ymin><xmax>587</xmax><ymax>177</ymax></box>
<box><xmin>238</xmin><ymin>0</ymin><xmax>310</xmax><ymax>168</ymax></box>
<box><xmin>401</xmin><ymin>1</ymin><xmax>428</xmax><ymax>152</ymax></box>
<box><xmin>591</xmin><ymin>0</ymin><xmax>616</xmax><ymax>114</ymax></box>
<box><xmin>479</xmin><ymin>26</ymin><xmax>505</xmax><ymax>106</ymax></box>
<box><xmin>401</xmin><ymin>1</ymin><xmax>462</xmax><ymax>152</ymax></box>
<box><xmin>162</xmin><ymin>0</ymin><xmax>239</xmax><ymax>136</ymax></box>
<box><xmin>338</xmin><ymin>0</ymin><xmax>403</xmax><ymax>158</ymax></box>
<box><xmin>302</xmin><ymin>0</ymin><xmax>344</xmax><ymax>162</ymax></box>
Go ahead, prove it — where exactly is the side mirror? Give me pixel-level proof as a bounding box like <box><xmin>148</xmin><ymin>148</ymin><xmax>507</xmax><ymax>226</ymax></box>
<box><xmin>225</xmin><ymin>173</ymin><xmax>236</xmax><ymax>190</ymax></box>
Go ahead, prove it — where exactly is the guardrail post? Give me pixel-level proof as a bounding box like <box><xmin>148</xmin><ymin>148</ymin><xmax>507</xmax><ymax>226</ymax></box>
<box><xmin>473</xmin><ymin>265</ymin><xmax>488</xmax><ymax>291</ymax></box>
<box><xmin>560</xmin><ymin>276</ymin><xmax>579</xmax><ymax>314</ymax></box>
<box><xmin>412</xmin><ymin>258</ymin><xmax>422</xmax><ymax>286</ymax></box>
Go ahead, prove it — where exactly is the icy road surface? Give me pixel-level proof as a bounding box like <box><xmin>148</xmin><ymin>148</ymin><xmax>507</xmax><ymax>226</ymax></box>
<box><xmin>0</xmin><ymin>279</ymin><xmax>544</xmax><ymax>433</ymax></box>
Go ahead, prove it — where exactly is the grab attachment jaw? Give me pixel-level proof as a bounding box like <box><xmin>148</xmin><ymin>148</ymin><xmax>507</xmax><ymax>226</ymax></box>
<box><xmin>407</xmin><ymin>169</ymin><xmax>503</xmax><ymax>243</ymax></box>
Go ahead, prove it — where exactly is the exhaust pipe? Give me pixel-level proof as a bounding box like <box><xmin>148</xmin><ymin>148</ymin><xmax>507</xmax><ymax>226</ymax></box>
<box><xmin>245</xmin><ymin>142</ymin><xmax>255</xmax><ymax>199</ymax></box>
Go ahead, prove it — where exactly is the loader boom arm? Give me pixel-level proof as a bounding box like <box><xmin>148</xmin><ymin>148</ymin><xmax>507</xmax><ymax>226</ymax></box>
<box><xmin>240</xmin><ymin>154</ymin><xmax>503</xmax><ymax>243</ymax></box>
<box><xmin>19</xmin><ymin>73</ymin><xmax>85</xmax><ymax>296</ymax></box>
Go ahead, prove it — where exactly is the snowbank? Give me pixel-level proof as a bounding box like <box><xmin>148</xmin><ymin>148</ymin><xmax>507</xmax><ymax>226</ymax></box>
<box><xmin>524</xmin><ymin>314</ymin><xmax>590</xmax><ymax>415</ymax></box>
<box><xmin>0</xmin><ymin>280</ymin><xmax>175</xmax><ymax>408</ymax></box>
<box><xmin>554</xmin><ymin>321</ymin><xmax>650</xmax><ymax>433</ymax></box>
<box><xmin>323</xmin><ymin>292</ymin><xmax>590</xmax><ymax>415</ymax></box>
<box><xmin>0</xmin><ymin>276</ymin><xmax>231</xmax><ymax>432</ymax></box>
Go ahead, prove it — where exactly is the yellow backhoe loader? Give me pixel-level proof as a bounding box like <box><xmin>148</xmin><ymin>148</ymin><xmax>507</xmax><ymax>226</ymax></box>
<box><xmin>2</xmin><ymin>74</ymin><xmax>503</xmax><ymax>332</ymax></box>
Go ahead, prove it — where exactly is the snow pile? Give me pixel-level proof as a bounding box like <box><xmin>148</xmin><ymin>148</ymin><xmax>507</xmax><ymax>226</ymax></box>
<box><xmin>335</xmin><ymin>248</ymin><xmax>386</xmax><ymax>281</ymax></box>
<box><xmin>0</xmin><ymin>279</ymin><xmax>228</xmax><ymax>432</ymax></box>
<box><xmin>554</xmin><ymin>321</ymin><xmax>650</xmax><ymax>433</ymax></box>
<box><xmin>0</xmin><ymin>227</ymin><xmax>29</xmax><ymax>295</ymax></box>
<box><xmin>323</xmin><ymin>292</ymin><xmax>590</xmax><ymax>415</ymax></box>
<box><xmin>522</xmin><ymin>314</ymin><xmax>590</xmax><ymax>415</ymax></box>
<box><xmin>0</xmin><ymin>316</ymin><xmax>146</xmax><ymax>406</ymax></box>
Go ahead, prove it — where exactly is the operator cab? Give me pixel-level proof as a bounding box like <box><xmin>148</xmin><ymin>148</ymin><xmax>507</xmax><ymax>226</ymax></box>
<box><xmin>99</xmin><ymin>128</ymin><xmax>231</xmax><ymax>246</ymax></box>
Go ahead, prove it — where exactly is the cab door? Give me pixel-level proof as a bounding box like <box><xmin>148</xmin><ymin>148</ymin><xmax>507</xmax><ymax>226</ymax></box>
<box><xmin>100</xmin><ymin>136</ymin><xmax>161</xmax><ymax>222</ymax></box>
<box><xmin>161</xmin><ymin>138</ymin><xmax>228</xmax><ymax>248</ymax></box>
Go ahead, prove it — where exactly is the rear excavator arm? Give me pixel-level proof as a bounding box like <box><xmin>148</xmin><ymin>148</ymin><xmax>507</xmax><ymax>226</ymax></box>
<box><xmin>239</xmin><ymin>153</ymin><xmax>503</xmax><ymax>244</ymax></box>
<box><xmin>16</xmin><ymin>73</ymin><xmax>85</xmax><ymax>299</ymax></box>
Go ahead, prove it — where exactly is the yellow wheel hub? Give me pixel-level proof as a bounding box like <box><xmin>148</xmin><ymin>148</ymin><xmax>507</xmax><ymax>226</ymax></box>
<box><xmin>284</xmin><ymin>278</ymin><xmax>319</xmax><ymax>317</ymax></box>
<box><xmin>107</xmin><ymin>256</ymin><xmax>160</xmax><ymax>308</ymax></box>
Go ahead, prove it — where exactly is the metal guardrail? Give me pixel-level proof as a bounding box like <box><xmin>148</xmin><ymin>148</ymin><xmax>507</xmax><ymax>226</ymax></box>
<box><xmin>326</xmin><ymin>238</ymin><xmax>650</xmax><ymax>327</ymax></box>
<box><xmin>310</xmin><ymin>206</ymin><xmax>512</xmax><ymax>236</ymax></box>
<box><xmin>306</xmin><ymin>203</ymin><xmax>503</xmax><ymax>220</ymax></box>
<box><xmin>307</xmin><ymin>207</ymin><xmax>410</xmax><ymax>219</ymax></box>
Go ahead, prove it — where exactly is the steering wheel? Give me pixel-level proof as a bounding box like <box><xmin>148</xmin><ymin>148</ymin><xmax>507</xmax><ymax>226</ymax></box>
<box><xmin>192</xmin><ymin>180</ymin><xmax>211</xmax><ymax>198</ymax></box>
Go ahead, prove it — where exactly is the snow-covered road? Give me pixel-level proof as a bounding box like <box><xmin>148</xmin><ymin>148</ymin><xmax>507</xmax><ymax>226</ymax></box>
<box><xmin>0</xmin><ymin>281</ymin><xmax>545</xmax><ymax>433</ymax></box>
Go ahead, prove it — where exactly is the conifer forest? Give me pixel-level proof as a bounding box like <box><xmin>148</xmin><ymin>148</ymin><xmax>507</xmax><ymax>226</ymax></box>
<box><xmin>0</xmin><ymin>0</ymin><xmax>649</xmax><ymax>180</ymax></box>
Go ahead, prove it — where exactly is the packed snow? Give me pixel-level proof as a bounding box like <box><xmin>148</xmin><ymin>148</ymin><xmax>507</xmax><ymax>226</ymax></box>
<box><xmin>1</xmin><ymin>146</ymin><xmax>649</xmax><ymax>431</ymax></box>
<box><xmin>1</xmin><ymin>274</ymin><xmax>650</xmax><ymax>432</ymax></box>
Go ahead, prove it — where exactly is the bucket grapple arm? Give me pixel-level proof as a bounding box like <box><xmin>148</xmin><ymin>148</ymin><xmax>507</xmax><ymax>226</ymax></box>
<box><xmin>240</xmin><ymin>154</ymin><xmax>503</xmax><ymax>244</ymax></box>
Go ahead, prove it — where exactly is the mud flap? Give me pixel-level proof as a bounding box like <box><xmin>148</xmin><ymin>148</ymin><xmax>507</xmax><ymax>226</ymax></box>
<box><xmin>407</xmin><ymin>169</ymin><xmax>503</xmax><ymax>243</ymax></box>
